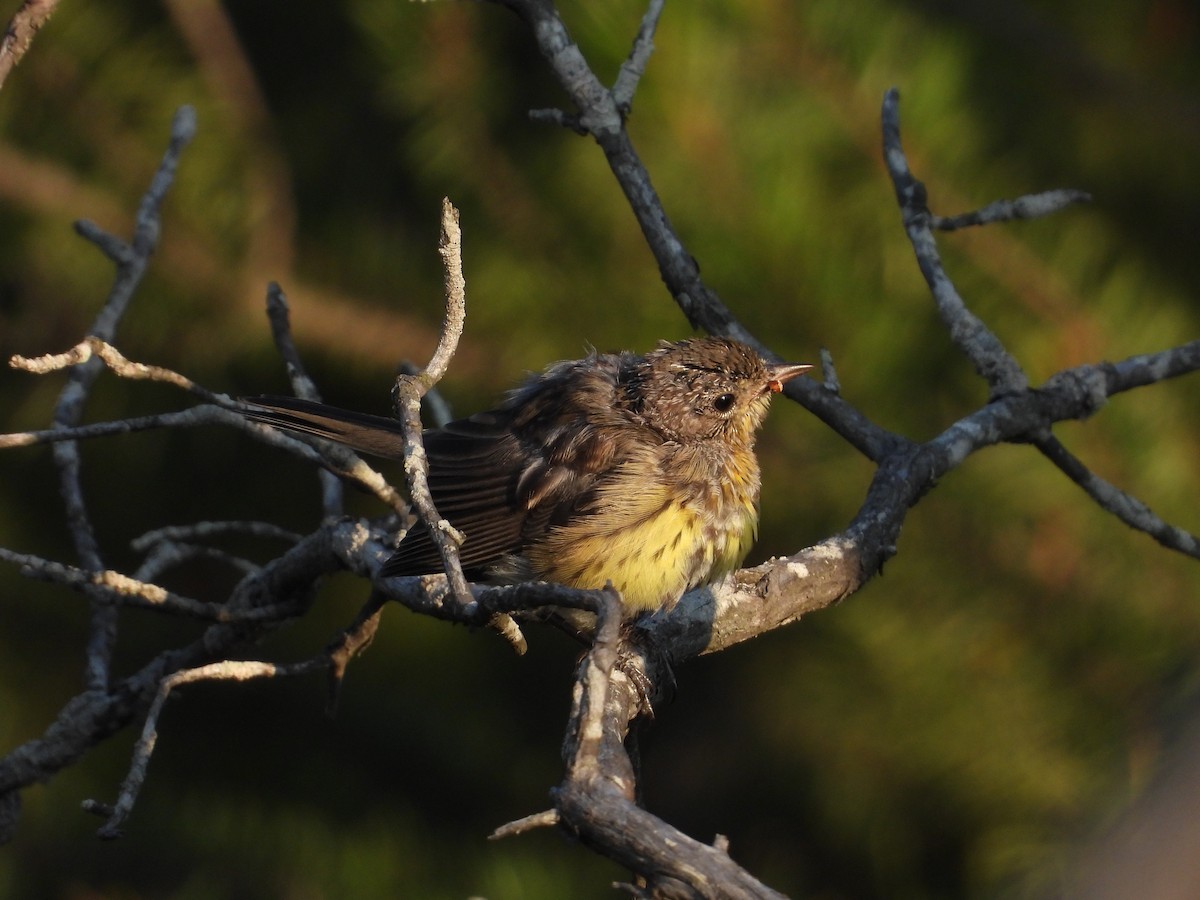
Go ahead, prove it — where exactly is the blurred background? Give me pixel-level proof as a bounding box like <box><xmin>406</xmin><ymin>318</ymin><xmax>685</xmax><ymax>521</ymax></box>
<box><xmin>0</xmin><ymin>0</ymin><xmax>1198</xmax><ymax>897</ymax></box>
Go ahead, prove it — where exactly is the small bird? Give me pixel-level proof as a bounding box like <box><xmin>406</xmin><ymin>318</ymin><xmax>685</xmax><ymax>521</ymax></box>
<box><xmin>246</xmin><ymin>337</ymin><xmax>810</xmax><ymax>616</ymax></box>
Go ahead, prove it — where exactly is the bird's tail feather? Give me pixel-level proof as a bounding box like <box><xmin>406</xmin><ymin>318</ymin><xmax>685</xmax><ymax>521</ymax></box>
<box><xmin>242</xmin><ymin>396</ymin><xmax>409</xmax><ymax>459</ymax></box>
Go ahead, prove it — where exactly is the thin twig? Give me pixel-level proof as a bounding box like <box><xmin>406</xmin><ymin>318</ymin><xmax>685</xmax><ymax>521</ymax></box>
<box><xmin>265</xmin><ymin>282</ymin><xmax>344</xmax><ymax>516</ymax></box>
<box><xmin>612</xmin><ymin>0</ymin><xmax>664</xmax><ymax>113</ymax></box>
<box><xmin>423</xmin><ymin>197</ymin><xmax>468</xmax><ymax>388</ymax></box>
<box><xmin>1</xmin><ymin>406</ymin><xmax>408</xmax><ymax>517</ymax></box>
<box><xmin>84</xmin><ymin>520</ymin><xmax>400</xmax><ymax>840</ymax></box>
<box><xmin>73</xmin><ymin>220</ymin><xmax>132</xmax><ymax>264</ymax></box>
<box><xmin>932</xmin><ymin>189</ymin><xmax>1092</xmax><ymax>230</ymax></box>
<box><xmin>0</xmin><ymin>407</ymin><xmax>231</xmax><ymax>449</ymax></box>
<box><xmin>13</xmin><ymin>337</ymin><xmax>216</xmax><ymax>398</ymax></box>
<box><xmin>50</xmin><ymin>107</ymin><xmax>196</xmax><ymax>691</ymax></box>
<box><xmin>130</xmin><ymin>521</ymin><xmax>305</xmax><ymax>583</ymax></box>
<box><xmin>490</xmin><ymin>809</ymin><xmax>560</xmax><ymax>840</ymax></box>
<box><xmin>130</xmin><ymin>521</ymin><xmax>304</xmax><ymax>553</ymax></box>
<box><xmin>0</xmin><ymin>0</ymin><xmax>61</xmax><ymax>91</ymax></box>
<box><xmin>1034</xmin><ymin>432</ymin><xmax>1199</xmax><ymax>558</ymax></box>
<box><xmin>133</xmin><ymin>543</ymin><xmax>260</xmax><ymax>582</ymax></box>
<box><xmin>6</xmin><ymin>342</ymin><xmax>410</xmax><ymax>518</ymax></box>
<box><xmin>501</xmin><ymin>0</ymin><xmax>742</xmax><ymax>336</ymax></box>
<box><xmin>390</xmin><ymin>198</ymin><xmax>526</xmax><ymax>654</ymax></box>
<box><xmin>324</xmin><ymin>591</ymin><xmax>388</xmax><ymax>716</ymax></box>
<box><xmin>1094</xmin><ymin>339</ymin><xmax>1200</xmax><ymax>397</ymax></box>
<box><xmin>0</xmin><ymin>548</ymin><xmax>293</xmax><ymax>622</ymax></box>
<box><xmin>881</xmin><ymin>87</ymin><xmax>1029</xmax><ymax>398</ymax></box>
<box><xmin>499</xmin><ymin>0</ymin><xmax>894</xmax><ymax>462</ymax></box>
<box><xmin>89</xmin><ymin>658</ymin><xmax>326</xmax><ymax>838</ymax></box>
<box><xmin>0</xmin><ymin>492</ymin><xmax>356</xmax><ymax>844</ymax></box>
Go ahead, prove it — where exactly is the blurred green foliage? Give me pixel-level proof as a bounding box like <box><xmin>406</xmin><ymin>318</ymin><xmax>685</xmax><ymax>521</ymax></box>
<box><xmin>0</xmin><ymin>0</ymin><xmax>1197</xmax><ymax>897</ymax></box>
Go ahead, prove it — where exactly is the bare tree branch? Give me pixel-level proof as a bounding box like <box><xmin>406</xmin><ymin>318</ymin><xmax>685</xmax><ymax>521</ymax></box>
<box><xmin>89</xmin><ymin>584</ymin><xmax>393</xmax><ymax>840</ymax></box>
<box><xmin>85</xmin><ymin>659</ymin><xmax>326</xmax><ymax>839</ymax></box>
<box><xmin>1035</xmin><ymin>432</ymin><xmax>1200</xmax><ymax>558</ymax></box>
<box><xmin>612</xmin><ymin>0</ymin><xmax>663</xmax><ymax>113</ymax></box>
<box><xmin>8</xmin><ymin>337</ymin><xmax>411</xmax><ymax>517</ymax></box>
<box><xmin>551</xmin><ymin>598</ymin><xmax>788</xmax><ymax>899</ymax></box>
<box><xmin>0</xmin><ymin>520</ymin><xmax>360</xmax><ymax>835</ymax></box>
<box><xmin>882</xmin><ymin>87</ymin><xmax>1030</xmax><ymax>396</ymax></box>
<box><xmin>265</xmin><ymin>281</ymin><xmax>344</xmax><ymax>517</ymax></box>
<box><xmin>0</xmin><ymin>547</ymin><xmax>294</xmax><ymax>622</ymax></box>
<box><xmin>388</xmin><ymin>197</ymin><xmax>527</xmax><ymax>653</ymax></box>
<box><xmin>130</xmin><ymin>520</ymin><xmax>304</xmax><ymax>554</ymax></box>
<box><xmin>497</xmin><ymin>0</ymin><xmax>898</xmax><ymax>464</ymax></box>
<box><xmin>421</xmin><ymin>197</ymin><xmax>469</xmax><ymax>389</ymax></box>
<box><xmin>0</xmin><ymin>0</ymin><xmax>60</xmax><ymax>91</ymax></box>
<box><xmin>16</xmin><ymin>336</ymin><xmax>205</xmax><ymax>393</ymax></box>
<box><xmin>456</xmin><ymin>20</ymin><xmax>1199</xmax><ymax>891</ymax></box>
<box><xmin>498</xmin><ymin>0</ymin><xmax>746</xmax><ymax>341</ymax></box>
<box><xmin>932</xmin><ymin>188</ymin><xmax>1092</xmax><ymax>230</ymax></box>
<box><xmin>45</xmin><ymin>107</ymin><xmax>197</xmax><ymax>691</ymax></box>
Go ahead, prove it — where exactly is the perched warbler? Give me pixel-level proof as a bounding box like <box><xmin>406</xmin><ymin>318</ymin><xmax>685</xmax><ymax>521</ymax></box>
<box><xmin>247</xmin><ymin>337</ymin><xmax>810</xmax><ymax>615</ymax></box>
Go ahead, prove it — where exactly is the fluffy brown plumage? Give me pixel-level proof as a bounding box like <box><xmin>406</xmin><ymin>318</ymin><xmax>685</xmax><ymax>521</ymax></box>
<box><xmin>246</xmin><ymin>337</ymin><xmax>809</xmax><ymax>613</ymax></box>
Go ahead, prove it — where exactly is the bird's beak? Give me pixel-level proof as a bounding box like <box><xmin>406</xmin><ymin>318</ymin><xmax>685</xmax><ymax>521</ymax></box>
<box><xmin>764</xmin><ymin>362</ymin><xmax>813</xmax><ymax>393</ymax></box>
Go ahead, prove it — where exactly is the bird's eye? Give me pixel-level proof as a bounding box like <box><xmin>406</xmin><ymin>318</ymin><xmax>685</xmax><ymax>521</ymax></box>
<box><xmin>713</xmin><ymin>393</ymin><xmax>736</xmax><ymax>413</ymax></box>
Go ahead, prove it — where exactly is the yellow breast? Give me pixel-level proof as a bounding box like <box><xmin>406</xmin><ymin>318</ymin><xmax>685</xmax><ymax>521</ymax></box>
<box><xmin>527</xmin><ymin>443</ymin><xmax>761</xmax><ymax>612</ymax></box>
